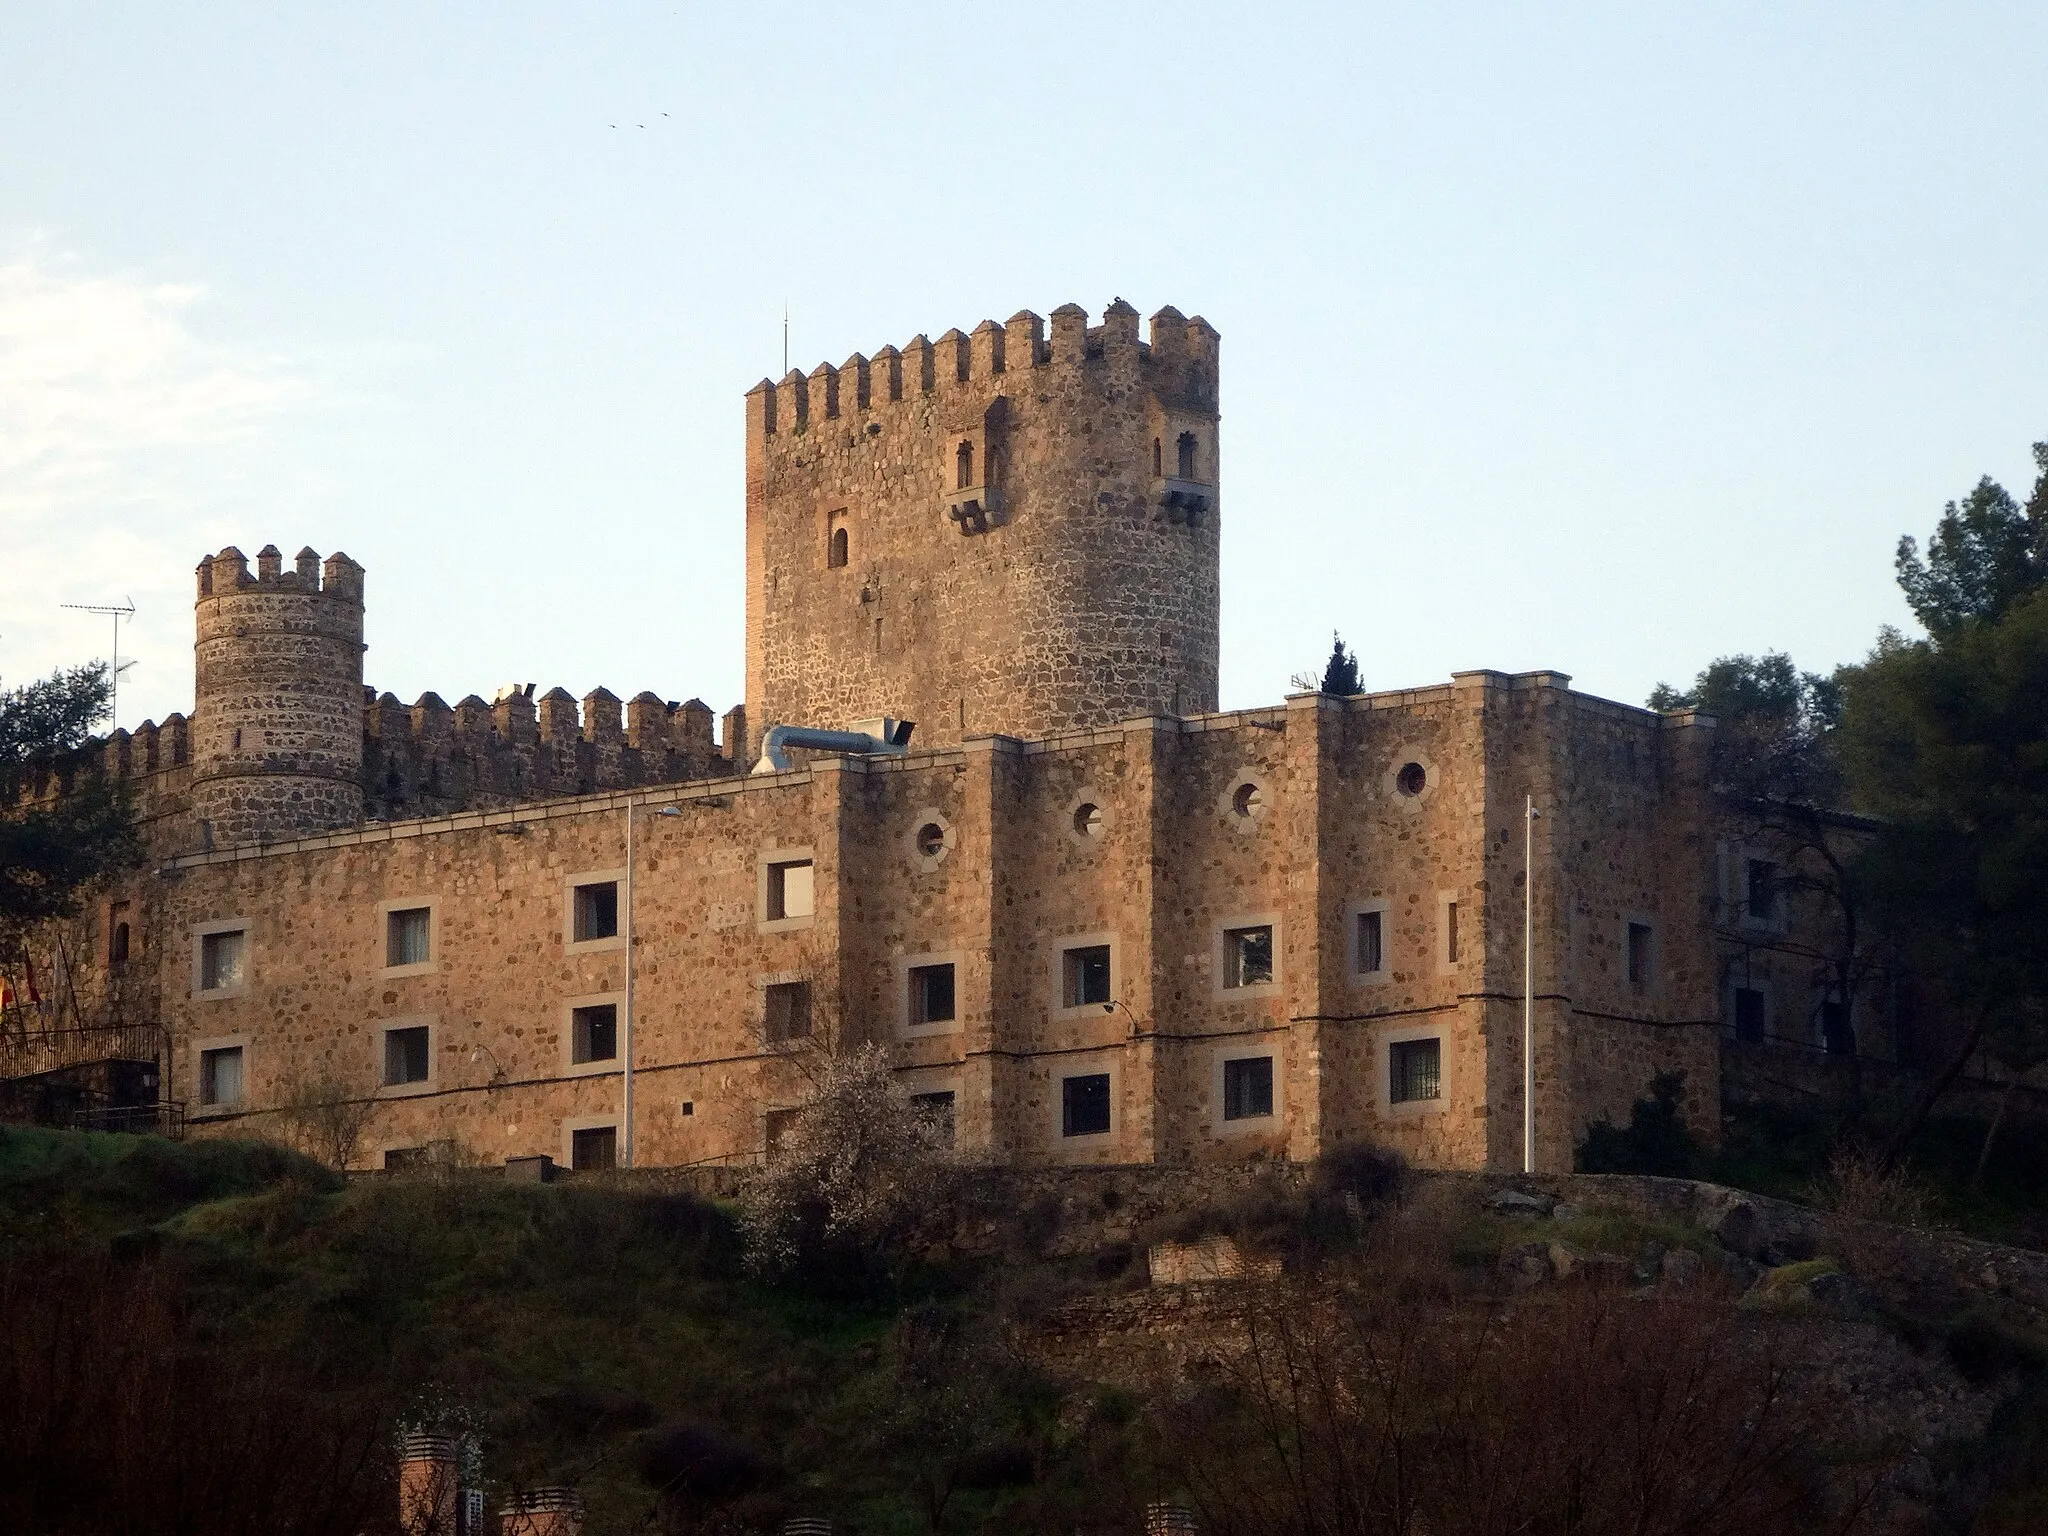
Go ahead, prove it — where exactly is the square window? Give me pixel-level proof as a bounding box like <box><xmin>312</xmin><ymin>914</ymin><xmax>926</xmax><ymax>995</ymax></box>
<box><xmin>763</xmin><ymin>1107</ymin><xmax>802</xmax><ymax>1158</ymax></box>
<box><xmin>383</xmin><ymin>1025</ymin><xmax>430</xmax><ymax>1087</ymax></box>
<box><xmin>573</xmin><ymin>882</ymin><xmax>619</xmax><ymax>942</ymax></box>
<box><xmin>911</xmin><ymin>1089</ymin><xmax>957</xmax><ymax>1146</ymax></box>
<box><xmin>572</xmin><ymin>1003</ymin><xmax>618</xmax><ymax>1064</ymax></box>
<box><xmin>908</xmin><ymin>962</ymin><xmax>956</xmax><ymax>1025</ymax></box>
<box><xmin>1627</xmin><ymin>922</ymin><xmax>1653</xmax><ymax>989</ymax></box>
<box><xmin>764</xmin><ymin>981</ymin><xmax>811</xmax><ymax>1044</ymax></box>
<box><xmin>1390</xmin><ymin>1038</ymin><xmax>1442</xmax><ymax>1104</ymax></box>
<box><xmin>767</xmin><ymin>860</ymin><xmax>815</xmax><ymax>921</ymax></box>
<box><xmin>1062</xmin><ymin>945</ymin><xmax>1112</xmax><ymax>1008</ymax></box>
<box><xmin>1356</xmin><ymin>909</ymin><xmax>1384</xmax><ymax>975</ymax></box>
<box><xmin>387</xmin><ymin>907</ymin><xmax>431</xmax><ymax>968</ymax></box>
<box><xmin>570</xmin><ymin>1125</ymin><xmax>617</xmax><ymax>1171</ymax></box>
<box><xmin>1222</xmin><ymin>925</ymin><xmax>1274</xmax><ymax>989</ymax></box>
<box><xmin>199</xmin><ymin>1045</ymin><xmax>244</xmax><ymax>1107</ymax></box>
<box><xmin>1733</xmin><ymin>987</ymin><xmax>1767</xmax><ymax>1042</ymax></box>
<box><xmin>1745</xmin><ymin>860</ymin><xmax>1777</xmax><ymax>924</ymax></box>
<box><xmin>1061</xmin><ymin>1072</ymin><xmax>1112</xmax><ymax>1137</ymax></box>
<box><xmin>1222</xmin><ymin>1056</ymin><xmax>1275</xmax><ymax>1121</ymax></box>
<box><xmin>199</xmin><ymin>929</ymin><xmax>245</xmax><ymax>992</ymax></box>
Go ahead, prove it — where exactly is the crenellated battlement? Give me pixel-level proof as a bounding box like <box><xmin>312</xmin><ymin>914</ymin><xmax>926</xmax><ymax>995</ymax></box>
<box><xmin>195</xmin><ymin>544</ymin><xmax>363</xmax><ymax>601</ymax></box>
<box><xmin>745</xmin><ymin>300</ymin><xmax>1218</xmax><ymax>441</ymax></box>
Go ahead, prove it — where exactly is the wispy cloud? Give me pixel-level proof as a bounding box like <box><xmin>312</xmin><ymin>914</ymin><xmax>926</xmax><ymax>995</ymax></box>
<box><xmin>0</xmin><ymin>243</ymin><xmax>315</xmax><ymax>727</ymax></box>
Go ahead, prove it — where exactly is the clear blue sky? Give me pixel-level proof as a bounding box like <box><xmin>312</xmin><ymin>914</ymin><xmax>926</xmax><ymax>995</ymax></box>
<box><xmin>6</xmin><ymin>3</ymin><xmax>2047</xmax><ymax>732</ymax></box>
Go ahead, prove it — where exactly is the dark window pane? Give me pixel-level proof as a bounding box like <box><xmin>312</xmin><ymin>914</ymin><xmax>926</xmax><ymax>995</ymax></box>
<box><xmin>1064</xmin><ymin>946</ymin><xmax>1112</xmax><ymax>1007</ymax></box>
<box><xmin>388</xmin><ymin>907</ymin><xmax>431</xmax><ymax>967</ymax></box>
<box><xmin>384</xmin><ymin>1025</ymin><xmax>430</xmax><ymax>1086</ymax></box>
<box><xmin>911</xmin><ymin>1090</ymin><xmax>956</xmax><ymax>1146</ymax></box>
<box><xmin>1223</xmin><ymin>1056</ymin><xmax>1274</xmax><ymax>1121</ymax></box>
<box><xmin>1734</xmin><ymin>987</ymin><xmax>1767</xmax><ymax>1042</ymax></box>
<box><xmin>765</xmin><ymin>982</ymin><xmax>811</xmax><ymax>1043</ymax></box>
<box><xmin>1627</xmin><ymin>923</ymin><xmax>1652</xmax><ymax>988</ymax></box>
<box><xmin>1357</xmin><ymin>909</ymin><xmax>1383</xmax><ymax>974</ymax></box>
<box><xmin>572</xmin><ymin>1004</ymin><xmax>618</xmax><ymax>1064</ymax></box>
<box><xmin>1746</xmin><ymin>861</ymin><xmax>1776</xmax><ymax>923</ymax></box>
<box><xmin>574</xmin><ymin>882</ymin><xmax>619</xmax><ymax>942</ymax></box>
<box><xmin>910</xmin><ymin>963</ymin><xmax>956</xmax><ymax>1024</ymax></box>
<box><xmin>1062</xmin><ymin>1073</ymin><xmax>1112</xmax><ymax>1137</ymax></box>
<box><xmin>570</xmin><ymin>1126</ymin><xmax>616</xmax><ymax>1171</ymax></box>
<box><xmin>1224</xmin><ymin>926</ymin><xmax>1273</xmax><ymax>989</ymax></box>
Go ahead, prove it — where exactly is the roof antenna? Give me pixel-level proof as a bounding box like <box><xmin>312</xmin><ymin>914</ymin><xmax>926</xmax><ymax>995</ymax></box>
<box><xmin>60</xmin><ymin>597</ymin><xmax>136</xmax><ymax>732</ymax></box>
<box><xmin>782</xmin><ymin>302</ymin><xmax>789</xmax><ymax>377</ymax></box>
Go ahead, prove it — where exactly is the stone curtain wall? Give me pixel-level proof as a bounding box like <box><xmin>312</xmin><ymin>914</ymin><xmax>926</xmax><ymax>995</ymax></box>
<box><xmin>744</xmin><ymin>301</ymin><xmax>1221</xmax><ymax>757</ymax></box>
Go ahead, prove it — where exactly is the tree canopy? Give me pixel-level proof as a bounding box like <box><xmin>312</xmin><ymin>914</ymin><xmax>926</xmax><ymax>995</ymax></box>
<box><xmin>0</xmin><ymin>665</ymin><xmax>140</xmax><ymax>943</ymax></box>
<box><xmin>1895</xmin><ymin>443</ymin><xmax>2048</xmax><ymax>639</ymax></box>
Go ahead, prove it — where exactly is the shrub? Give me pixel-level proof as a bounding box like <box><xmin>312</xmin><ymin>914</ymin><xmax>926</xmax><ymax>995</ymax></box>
<box><xmin>1576</xmin><ymin>1072</ymin><xmax>1708</xmax><ymax>1178</ymax></box>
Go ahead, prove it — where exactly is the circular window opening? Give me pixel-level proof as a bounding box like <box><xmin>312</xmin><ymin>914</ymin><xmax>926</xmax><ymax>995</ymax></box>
<box><xmin>1232</xmin><ymin>782</ymin><xmax>1264</xmax><ymax>818</ymax></box>
<box><xmin>1396</xmin><ymin>761</ymin><xmax>1428</xmax><ymax>797</ymax></box>
<box><xmin>1073</xmin><ymin>802</ymin><xmax>1105</xmax><ymax>839</ymax></box>
<box><xmin>915</xmin><ymin>822</ymin><xmax>947</xmax><ymax>858</ymax></box>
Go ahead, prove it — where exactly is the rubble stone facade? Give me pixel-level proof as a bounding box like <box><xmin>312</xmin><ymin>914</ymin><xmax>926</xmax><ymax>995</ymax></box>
<box><xmin>16</xmin><ymin>299</ymin><xmax>1752</xmax><ymax>1173</ymax></box>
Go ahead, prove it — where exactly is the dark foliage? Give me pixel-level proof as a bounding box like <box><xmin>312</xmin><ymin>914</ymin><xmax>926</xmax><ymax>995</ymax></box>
<box><xmin>1895</xmin><ymin>445</ymin><xmax>2048</xmax><ymax>640</ymax></box>
<box><xmin>1577</xmin><ymin>1072</ymin><xmax>1709</xmax><ymax>1178</ymax></box>
<box><xmin>1320</xmin><ymin>633</ymin><xmax>1361</xmax><ymax>696</ymax></box>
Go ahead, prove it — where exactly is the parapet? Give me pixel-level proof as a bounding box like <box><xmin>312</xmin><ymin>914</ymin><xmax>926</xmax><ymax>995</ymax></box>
<box><xmin>746</xmin><ymin>299</ymin><xmax>1219</xmax><ymax>440</ymax></box>
<box><xmin>195</xmin><ymin>544</ymin><xmax>363</xmax><ymax>602</ymax></box>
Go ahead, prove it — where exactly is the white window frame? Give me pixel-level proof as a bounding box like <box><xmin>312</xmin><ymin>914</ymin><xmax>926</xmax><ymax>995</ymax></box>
<box><xmin>561</xmin><ymin>990</ymin><xmax>624</xmax><ymax>1076</ymax></box>
<box><xmin>190</xmin><ymin>917</ymin><xmax>252</xmax><ymax>1000</ymax></box>
<box><xmin>563</xmin><ymin>869</ymin><xmax>626</xmax><ymax>954</ymax></box>
<box><xmin>897</xmin><ymin>949</ymin><xmax>966</xmax><ymax>1038</ymax></box>
<box><xmin>1378</xmin><ymin>1024</ymin><xmax>1449</xmax><ymax>1119</ymax></box>
<box><xmin>1211</xmin><ymin>1041</ymin><xmax>1285</xmax><ymax>1134</ymax></box>
<box><xmin>192</xmin><ymin>1033</ymin><xmax>250</xmax><ymax>1115</ymax></box>
<box><xmin>1213</xmin><ymin>913</ymin><xmax>1282</xmax><ymax>1000</ymax></box>
<box><xmin>1346</xmin><ymin>898</ymin><xmax>1392</xmax><ymax>984</ymax></box>
<box><xmin>561</xmin><ymin>1115</ymin><xmax>621</xmax><ymax>1172</ymax></box>
<box><xmin>1050</xmin><ymin>931</ymin><xmax>1121</xmax><ymax>1020</ymax></box>
<box><xmin>757</xmin><ymin>846</ymin><xmax>818</xmax><ymax>933</ymax></box>
<box><xmin>378</xmin><ymin>896</ymin><xmax>440</xmax><ymax>978</ymax></box>
<box><xmin>375</xmin><ymin>1015</ymin><xmax>437</xmax><ymax>1095</ymax></box>
<box><xmin>1050</xmin><ymin>1053</ymin><xmax>1121</xmax><ymax>1155</ymax></box>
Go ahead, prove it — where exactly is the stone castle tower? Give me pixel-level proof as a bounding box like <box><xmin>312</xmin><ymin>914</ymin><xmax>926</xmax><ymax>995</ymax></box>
<box><xmin>744</xmin><ymin>300</ymin><xmax>1220</xmax><ymax>752</ymax></box>
<box><xmin>191</xmin><ymin>544</ymin><xmax>366</xmax><ymax>846</ymax></box>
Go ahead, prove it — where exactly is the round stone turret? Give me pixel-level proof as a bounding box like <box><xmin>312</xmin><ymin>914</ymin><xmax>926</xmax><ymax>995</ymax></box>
<box><xmin>190</xmin><ymin>544</ymin><xmax>365</xmax><ymax>847</ymax></box>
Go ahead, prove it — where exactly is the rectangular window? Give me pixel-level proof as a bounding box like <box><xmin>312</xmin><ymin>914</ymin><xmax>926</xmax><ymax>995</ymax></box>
<box><xmin>767</xmin><ymin>860</ymin><xmax>815</xmax><ymax>921</ymax></box>
<box><xmin>1062</xmin><ymin>945</ymin><xmax>1112</xmax><ymax>1008</ymax></box>
<box><xmin>1745</xmin><ymin>860</ymin><xmax>1777</xmax><ymax>924</ymax></box>
<box><xmin>1627</xmin><ymin>922</ymin><xmax>1653</xmax><ymax>989</ymax></box>
<box><xmin>764</xmin><ymin>981</ymin><xmax>811</xmax><ymax>1043</ymax></box>
<box><xmin>383</xmin><ymin>1025</ymin><xmax>431</xmax><ymax>1087</ymax></box>
<box><xmin>1356</xmin><ymin>909</ymin><xmax>1384</xmax><ymax>975</ymax></box>
<box><xmin>108</xmin><ymin>900</ymin><xmax>132</xmax><ymax>966</ymax></box>
<box><xmin>1222</xmin><ymin>925</ymin><xmax>1274</xmax><ymax>989</ymax></box>
<box><xmin>573</xmin><ymin>881</ymin><xmax>619</xmax><ymax>942</ymax></box>
<box><xmin>199</xmin><ymin>929</ymin><xmax>246</xmax><ymax>992</ymax></box>
<box><xmin>387</xmin><ymin>907</ymin><xmax>432</xmax><ymax>967</ymax></box>
<box><xmin>763</xmin><ymin>1107</ymin><xmax>802</xmax><ymax>1158</ymax></box>
<box><xmin>911</xmin><ymin>1090</ymin><xmax>957</xmax><ymax>1146</ymax></box>
<box><xmin>1390</xmin><ymin>1038</ymin><xmax>1442</xmax><ymax>1104</ymax></box>
<box><xmin>572</xmin><ymin>1003</ymin><xmax>618</xmax><ymax>1064</ymax></box>
<box><xmin>383</xmin><ymin>1145</ymin><xmax>428</xmax><ymax>1172</ymax></box>
<box><xmin>1061</xmin><ymin>1072</ymin><xmax>1112</xmax><ymax>1137</ymax></box>
<box><xmin>1733</xmin><ymin>987</ymin><xmax>1767</xmax><ymax>1042</ymax></box>
<box><xmin>199</xmin><ymin>1045</ymin><xmax>244</xmax><ymax>1107</ymax></box>
<box><xmin>570</xmin><ymin>1125</ymin><xmax>617</xmax><ymax>1172</ymax></box>
<box><xmin>908</xmin><ymin>963</ymin><xmax>956</xmax><ymax>1025</ymax></box>
<box><xmin>1444</xmin><ymin>902</ymin><xmax>1460</xmax><ymax>965</ymax></box>
<box><xmin>1821</xmin><ymin>999</ymin><xmax>1852</xmax><ymax>1055</ymax></box>
<box><xmin>1222</xmin><ymin>1056</ymin><xmax>1275</xmax><ymax>1121</ymax></box>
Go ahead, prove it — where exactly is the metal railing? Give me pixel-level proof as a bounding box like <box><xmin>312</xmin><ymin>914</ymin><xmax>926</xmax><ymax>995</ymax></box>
<box><xmin>0</xmin><ymin>1021</ymin><xmax>165</xmax><ymax>1080</ymax></box>
<box><xmin>69</xmin><ymin>1101</ymin><xmax>186</xmax><ymax>1138</ymax></box>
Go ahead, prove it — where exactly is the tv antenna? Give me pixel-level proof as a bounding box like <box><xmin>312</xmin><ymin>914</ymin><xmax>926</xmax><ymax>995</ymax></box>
<box><xmin>59</xmin><ymin>598</ymin><xmax>136</xmax><ymax>732</ymax></box>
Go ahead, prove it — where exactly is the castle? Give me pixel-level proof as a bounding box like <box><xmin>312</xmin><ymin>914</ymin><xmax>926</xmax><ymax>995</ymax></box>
<box><xmin>9</xmin><ymin>298</ymin><xmax>1815</xmax><ymax>1174</ymax></box>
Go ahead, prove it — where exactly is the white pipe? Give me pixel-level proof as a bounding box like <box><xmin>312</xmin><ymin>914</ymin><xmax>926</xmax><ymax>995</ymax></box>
<box><xmin>751</xmin><ymin>720</ymin><xmax>914</xmax><ymax>775</ymax></box>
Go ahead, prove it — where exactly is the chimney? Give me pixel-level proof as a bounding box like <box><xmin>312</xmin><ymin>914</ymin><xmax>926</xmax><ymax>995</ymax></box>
<box><xmin>397</xmin><ymin>1431</ymin><xmax>457</xmax><ymax>1536</ymax></box>
<box><xmin>1146</xmin><ymin>1503</ymin><xmax>1198</xmax><ymax>1535</ymax></box>
<box><xmin>499</xmin><ymin>1487</ymin><xmax>584</xmax><ymax>1536</ymax></box>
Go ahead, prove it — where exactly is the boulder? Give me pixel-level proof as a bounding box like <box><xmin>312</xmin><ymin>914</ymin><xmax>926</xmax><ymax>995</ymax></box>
<box><xmin>1485</xmin><ymin>1188</ymin><xmax>1555</xmax><ymax>1216</ymax></box>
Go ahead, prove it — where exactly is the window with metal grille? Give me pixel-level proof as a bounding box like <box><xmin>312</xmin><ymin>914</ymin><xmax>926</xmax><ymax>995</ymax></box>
<box><xmin>387</xmin><ymin>907</ymin><xmax>431</xmax><ymax>967</ymax></box>
<box><xmin>572</xmin><ymin>882</ymin><xmax>619</xmax><ymax>942</ymax></box>
<box><xmin>199</xmin><ymin>1045</ymin><xmax>244</xmax><ymax>1107</ymax></box>
<box><xmin>1222</xmin><ymin>925</ymin><xmax>1274</xmax><ymax>989</ymax></box>
<box><xmin>1390</xmin><ymin>1038</ymin><xmax>1441</xmax><ymax>1104</ymax></box>
<box><xmin>383</xmin><ymin>1025</ymin><xmax>430</xmax><ymax>1086</ymax></box>
<box><xmin>570</xmin><ymin>1126</ymin><xmax>616</xmax><ymax>1171</ymax></box>
<box><xmin>1061</xmin><ymin>1072</ymin><xmax>1111</xmax><ymax>1137</ymax></box>
<box><xmin>764</xmin><ymin>981</ymin><xmax>811</xmax><ymax>1043</ymax></box>
<box><xmin>1062</xmin><ymin>945</ymin><xmax>1112</xmax><ymax>1008</ymax></box>
<box><xmin>199</xmin><ymin>929</ymin><xmax>245</xmax><ymax>991</ymax></box>
<box><xmin>1356</xmin><ymin>908</ymin><xmax>1384</xmax><ymax>975</ymax></box>
<box><xmin>1222</xmin><ymin>1056</ymin><xmax>1274</xmax><ymax>1121</ymax></box>
<box><xmin>908</xmin><ymin>963</ymin><xmax>956</xmax><ymax>1025</ymax></box>
<box><xmin>572</xmin><ymin>1003</ymin><xmax>617</xmax><ymax>1064</ymax></box>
